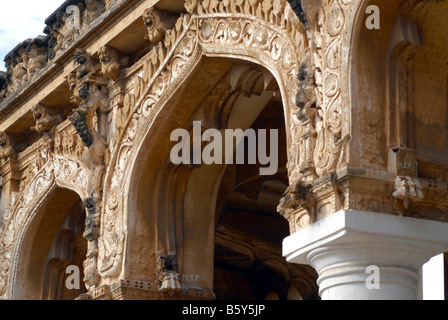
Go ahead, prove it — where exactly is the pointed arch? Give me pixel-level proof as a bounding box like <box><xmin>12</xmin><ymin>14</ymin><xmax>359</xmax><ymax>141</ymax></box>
<box><xmin>1</xmin><ymin>156</ymin><xmax>92</xmax><ymax>299</ymax></box>
<box><xmin>97</xmin><ymin>1</ymin><xmax>313</xmax><ymax>296</ymax></box>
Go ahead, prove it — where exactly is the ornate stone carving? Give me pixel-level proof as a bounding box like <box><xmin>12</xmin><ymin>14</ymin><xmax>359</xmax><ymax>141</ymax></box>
<box><xmin>0</xmin><ymin>146</ymin><xmax>91</xmax><ymax>299</ymax></box>
<box><xmin>143</xmin><ymin>7</ymin><xmax>179</xmax><ymax>44</ymax></box>
<box><xmin>278</xmin><ymin>181</ymin><xmax>312</xmax><ymax>212</ymax></box>
<box><xmin>296</xmin><ymin>50</ymin><xmax>317</xmax><ymax>112</ymax></box>
<box><xmin>155</xmin><ymin>252</ymin><xmax>181</xmax><ymax>296</ymax></box>
<box><xmin>0</xmin><ymin>37</ymin><xmax>48</xmax><ymax>98</ymax></box>
<box><xmin>2</xmin><ymin>0</ymin><xmax>448</xmax><ymax>301</ymax></box>
<box><xmin>0</xmin><ymin>72</ymin><xmax>10</xmax><ymax>100</ymax></box>
<box><xmin>82</xmin><ymin>197</ymin><xmax>101</xmax><ymax>289</ymax></box>
<box><xmin>48</xmin><ymin>11</ymin><xmax>80</xmax><ymax>57</ymax></box>
<box><xmin>41</xmin><ymin>0</ymin><xmax>109</xmax><ymax>61</ymax></box>
<box><xmin>286</xmin><ymin>0</ymin><xmax>349</xmax><ymax>186</ymax></box>
<box><xmin>67</xmin><ymin>49</ymin><xmax>109</xmax><ymax>174</ymax></box>
<box><xmin>393</xmin><ymin>176</ymin><xmax>424</xmax><ymax>213</ymax></box>
<box><xmin>68</xmin><ymin>49</ymin><xmax>101</xmax><ymax>93</ymax></box>
<box><xmin>5</xmin><ymin>49</ymin><xmax>28</xmax><ymax>95</ymax></box>
<box><xmin>312</xmin><ymin>0</ymin><xmax>349</xmax><ymax>177</ymax></box>
<box><xmin>100</xmin><ymin>0</ymin><xmax>306</xmax><ymax>285</ymax></box>
<box><xmin>0</xmin><ymin>132</ymin><xmax>15</xmax><ymax>161</ymax></box>
<box><xmin>83</xmin><ymin>0</ymin><xmax>105</xmax><ymax>26</ymax></box>
<box><xmin>19</xmin><ymin>137</ymin><xmax>53</xmax><ymax>193</ymax></box>
<box><xmin>278</xmin><ymin>172</ymin><xmax>341</xmax><ymax>233</ymax></box>
<box><xmin>294</xmin><ymin>49</ymin><xmax>318</xmax><ymax>181</ymax></box>
<box><xmin>25</xmin><ymin>40</ymin><xmax>48</xmax><ymax>80</ymax></box>
<box><xmin>67</xmin><ymin>47</ymin><xmax>111</xmax><ymax>291</ymax></box>
<box><xmin>31</xmin><ymin>104</ymin><xmax>63</xmax><ymax>134</ymax></box>
<box><xmin>70</xmin><ymin>108</ymin><xmax>95</xmax><ymax>148</ymax></box>
<box><xmin>98</xmin><ymin>46</ymin><xmax>129</xmax><ymax>82</ymax></box>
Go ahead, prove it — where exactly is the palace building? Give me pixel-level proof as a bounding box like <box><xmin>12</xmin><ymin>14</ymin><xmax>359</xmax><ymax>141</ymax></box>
<box><xmin>0</xmin><ymin>0</ymin><xmax>447</xmax><ymax>300</ymax></box>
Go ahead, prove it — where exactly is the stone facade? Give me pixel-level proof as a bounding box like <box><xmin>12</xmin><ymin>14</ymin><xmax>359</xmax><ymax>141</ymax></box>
<box><xmin>0</xmin><ymin>0</ymin><xmax>447</xmax><ymax>300</ymax></box>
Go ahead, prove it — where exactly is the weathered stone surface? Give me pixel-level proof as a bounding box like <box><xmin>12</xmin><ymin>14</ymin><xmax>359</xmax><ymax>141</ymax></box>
<box><xmin>0</xmin><ymin>0</ymin><xmax>446</xmax><ymax>301</ymax></box>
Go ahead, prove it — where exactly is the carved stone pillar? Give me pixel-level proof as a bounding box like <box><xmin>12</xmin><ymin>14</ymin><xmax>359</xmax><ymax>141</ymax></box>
<box><xmin>283</xmin><ymin>210</ymin><xmax>448</xmax><ymax>300</ymax></box>
<box><xmin>0</xmin><ymin>133</ymin><xmax>20</xmax><ymax>220</ymax></box>
<box><xmin>66</xmin><ymin>48</ymin><xmax>111</xmax><ymax>292</ymax></box>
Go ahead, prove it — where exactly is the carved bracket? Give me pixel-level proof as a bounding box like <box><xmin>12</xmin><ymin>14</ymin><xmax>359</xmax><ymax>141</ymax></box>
<box><xmin>0</xmin><ymin>132</ymin><xmax>16</xmax><ymax>161</ymax></box>
<box><xmin>143</xmin><ymin>7</ymin><xmax>179</xmax><ymax>44</ymax></box>
<box><xmin>31</xmin><ymin>104</ymin><xmax>63</xmax><ymax>134</ymax></box>
<box><xmin>98</xmin><ymin>45</ymin><xmax>129</xmax><ymax>82</ymax></box>
<box><xmin>155</xmin><ymin>252</ymin><xmax>181</xmax><ymax>296</ymax></box>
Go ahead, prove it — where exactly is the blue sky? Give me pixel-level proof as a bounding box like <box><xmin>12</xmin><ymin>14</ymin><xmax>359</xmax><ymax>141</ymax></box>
<box><xmin>0</xmin><ymin>0</ymin><xmax>64</xmax><ymax>71</ymax></box>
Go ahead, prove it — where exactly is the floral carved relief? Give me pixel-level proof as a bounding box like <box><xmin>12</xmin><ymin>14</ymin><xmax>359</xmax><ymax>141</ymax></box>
<box><xmin>0</xmin><ymin>0</ymin><xmax>358</xmax><ymax>296</ymax></box>
<box><xmin>0</xmin><ymin>151</ymin><xmax>91</xmax><ymax>299</ymax></box>
<box><xmin>288</xmin><ymin>0</ymin><xmax>350</xmax><ymax>183</ymax></box>
<box><xmin>279</xmin><ymin>0</ymin><xmax>353</xmax><ymax>232</ymax></box>
<box><xmin>100</xmin><ymin>0</ymin><xmax>307</xmax><ymax>287</ymax></box>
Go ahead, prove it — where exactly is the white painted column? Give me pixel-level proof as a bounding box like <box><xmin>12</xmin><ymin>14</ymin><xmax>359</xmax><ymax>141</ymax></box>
<box><xmin>422</xmin><ymin>254</ymin><xmax>445</xmax><ymax>300</ymax></box>
<box><xmin>283</xmin><ymin>210</ymin><xmax>448</xmax><ymax>300</ymax></box>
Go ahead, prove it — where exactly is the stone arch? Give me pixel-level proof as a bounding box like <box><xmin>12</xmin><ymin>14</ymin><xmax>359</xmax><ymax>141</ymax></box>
<box><xmin>117</xmin><ymin>57</ymin><xmax>311</xmax><ymax>298</ymax></box>
<box><xmin>97</xmin><ymin>0</ymin><xmax>313</xmax><ymax>296</ymax></box>
<box><xmin>1</xmin><ymin>156</ymin><xmax>92</xmax><ymax>299</ymax></box>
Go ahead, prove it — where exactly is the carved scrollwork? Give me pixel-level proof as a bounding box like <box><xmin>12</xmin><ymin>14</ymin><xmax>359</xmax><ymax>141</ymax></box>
<box><xmin>287</xmin><ymin>0</ymin><xmax>350</xmax><ymax>186</ymax></box>
<box><xmin>100</xmin><ymin>0</ymin><xmax>306</xmax><ymax>283</ymax></box>
<box><xmin>0</xmin><ymin>153</ymin><xmax>91</xmax><ymax>299</ymax></box>
<box><xmin>0</xmin><ymin>0</ymin><xmax>366</xmax><ymax>297</ymax></box>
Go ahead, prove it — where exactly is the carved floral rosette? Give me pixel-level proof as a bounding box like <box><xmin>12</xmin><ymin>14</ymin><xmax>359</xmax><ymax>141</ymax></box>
<box><xmin>99</xmin><ymin>0</ymin><xmax>307</xmax><ymax>284</ymax></box>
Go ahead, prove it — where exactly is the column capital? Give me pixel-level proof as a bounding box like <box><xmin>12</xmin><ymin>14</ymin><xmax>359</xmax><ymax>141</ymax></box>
<box><xmin>283</xmin><ymin>210</ymin><xmax>448</xmax><ymax>300</ymax></box>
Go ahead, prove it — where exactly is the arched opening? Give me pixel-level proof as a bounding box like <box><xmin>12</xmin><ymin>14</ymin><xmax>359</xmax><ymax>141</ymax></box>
<box><xmin>213</xmin><ymin>97</ymin><xmax>316</xmax><ymax>300</ymax></box>
<box><xmin>12</xmin><ymin>187</ymin><xmax>87</xmax><ymax>300</ymax></box>
<box><xmin>125</xmin><ymin>55</ymin><xmax>318</xmax><ymax>299</ymax></box>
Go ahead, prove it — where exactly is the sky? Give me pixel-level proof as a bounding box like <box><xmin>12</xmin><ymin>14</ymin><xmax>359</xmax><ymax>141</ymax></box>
<box><xmin>0</xmin><ymin>0</ymin><xmax>64</xmax><ymax>71</ymax></box>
